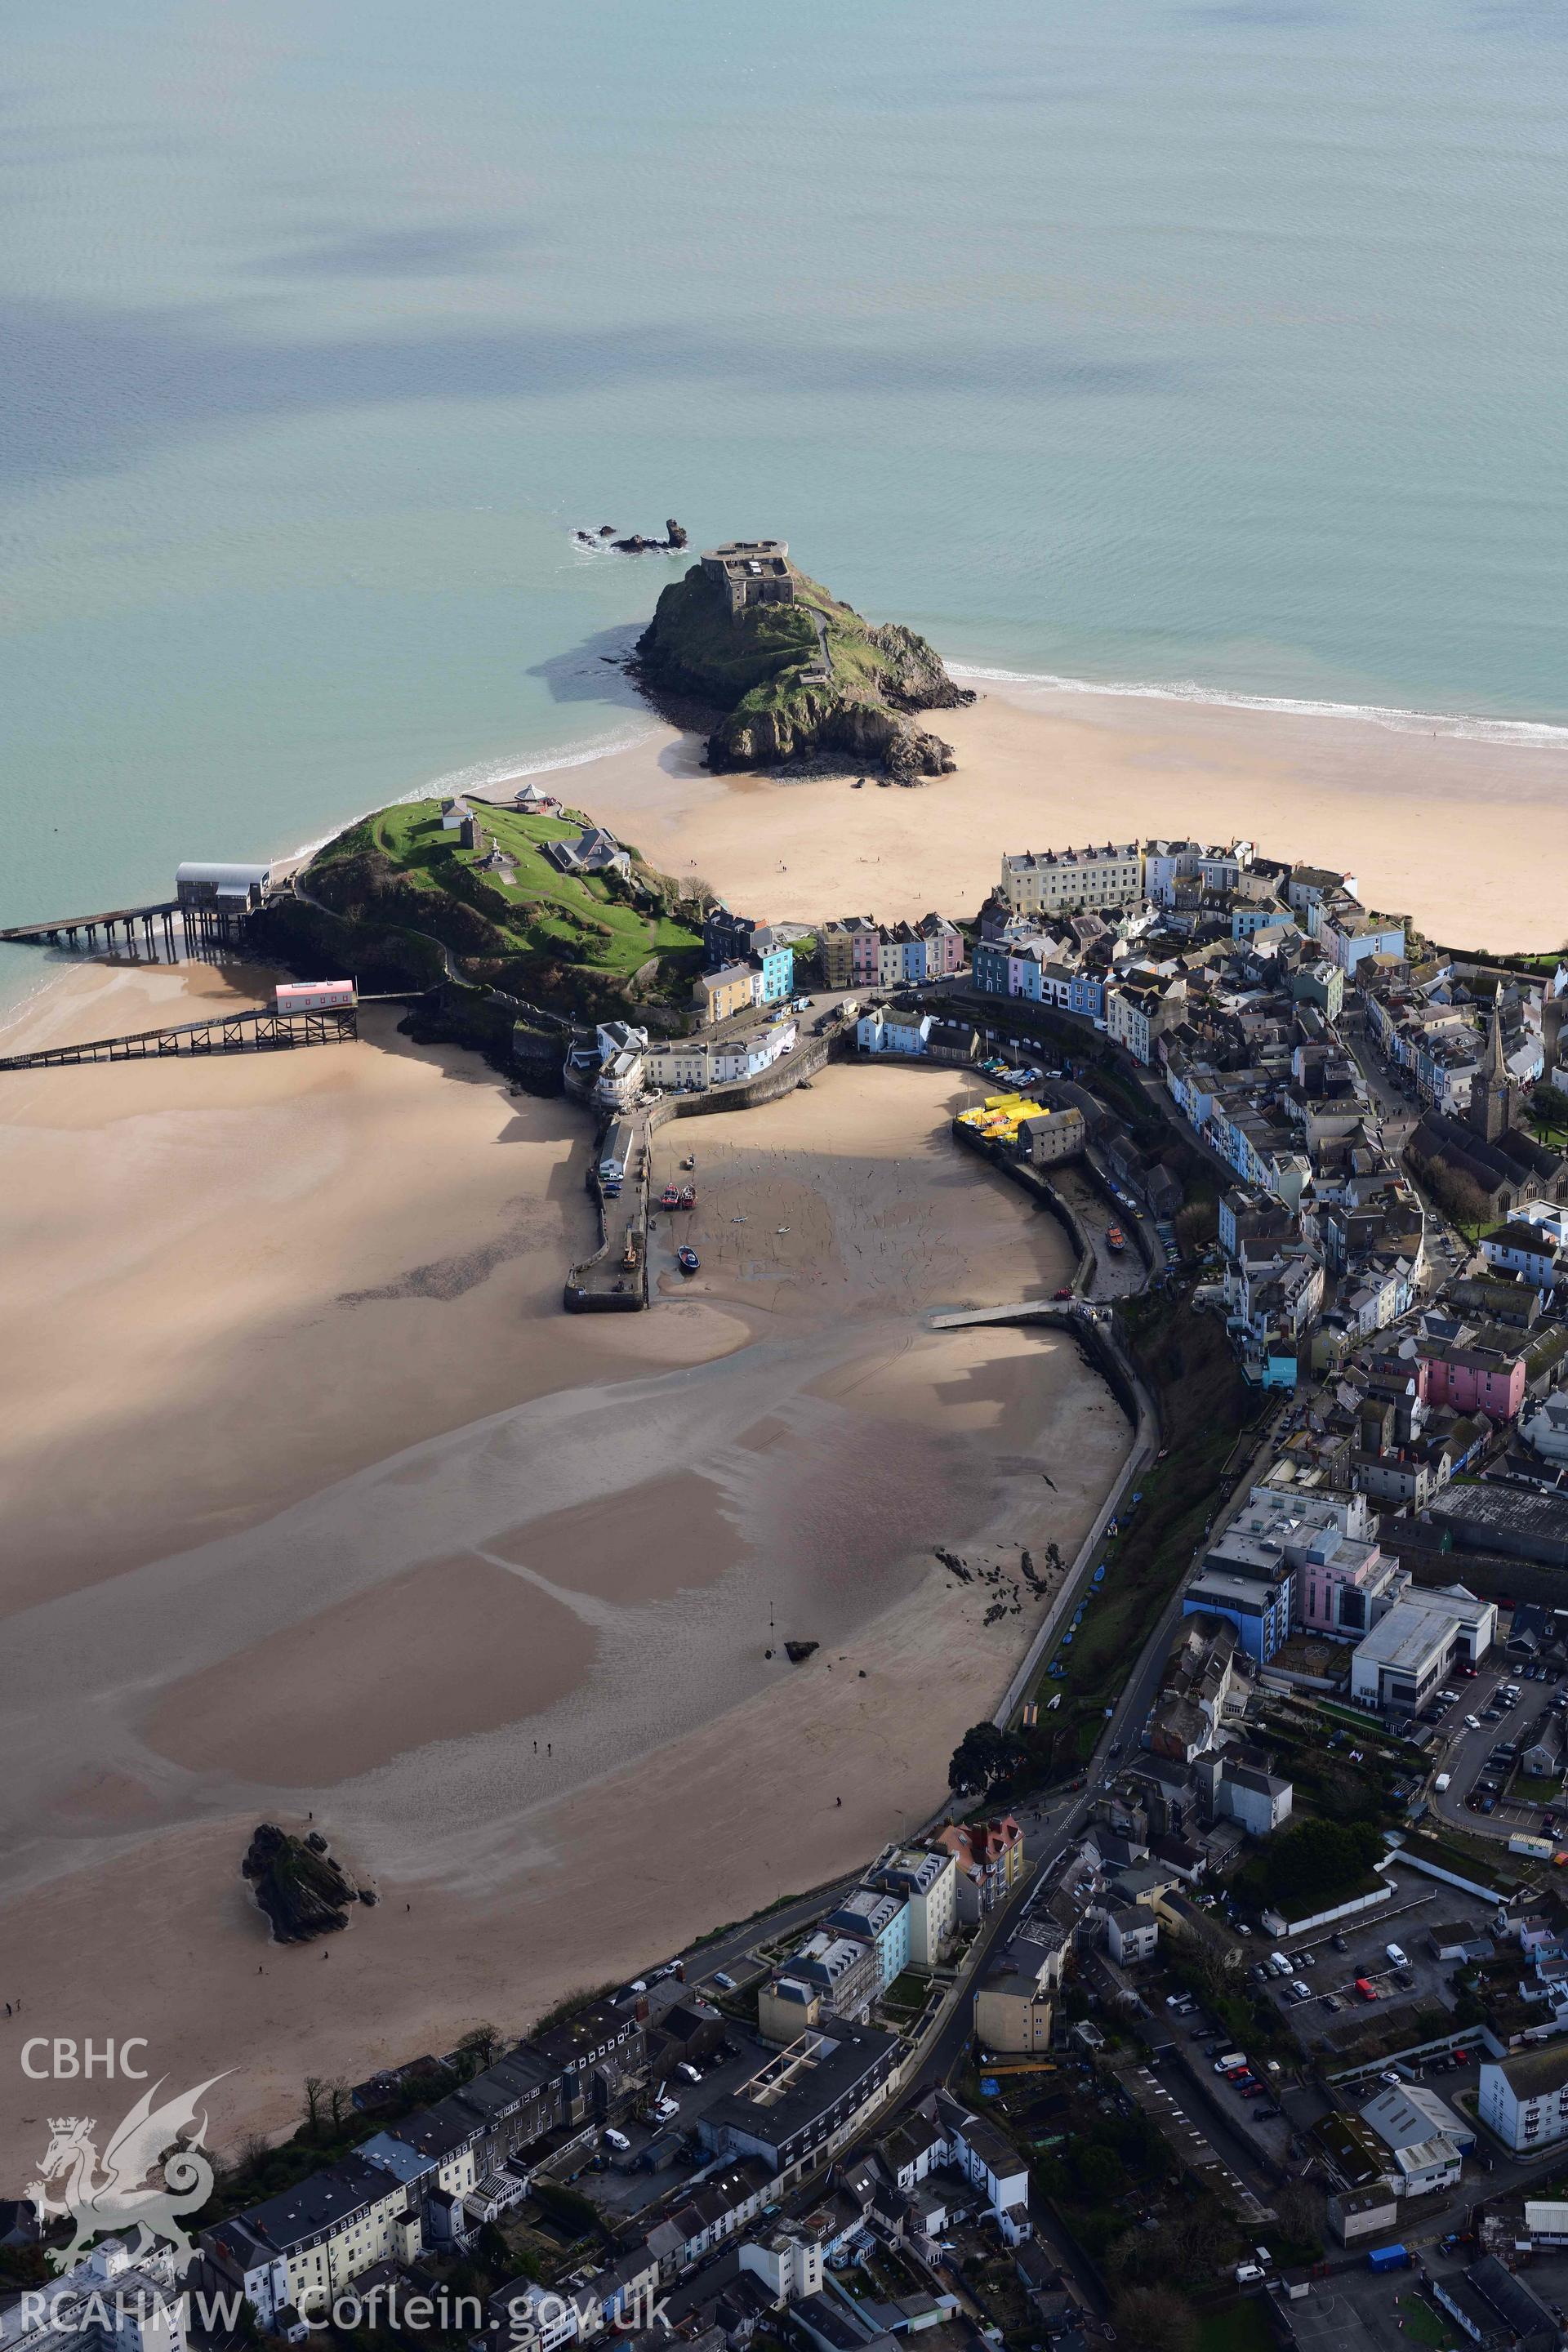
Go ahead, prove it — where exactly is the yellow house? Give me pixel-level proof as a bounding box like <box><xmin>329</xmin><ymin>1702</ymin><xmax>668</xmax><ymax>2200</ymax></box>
<box><xmin>972</xmin><ymin>1918</ymin><xmax>1066</xmax><ymax>2055</ymax></box>
<box><xmin>696</xmin><ymin>961</ymin><xmax>759</xmax><ymax>1025</ymax></box>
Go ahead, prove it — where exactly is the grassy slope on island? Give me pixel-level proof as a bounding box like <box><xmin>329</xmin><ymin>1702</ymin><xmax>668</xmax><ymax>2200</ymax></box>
<box><xmin>307</xmin><ymin>800</ymin><xmax>703</xmax><ymax>1005</ymax></box>
<box><xmin>636</xmin><ymin>561</ymin><xmax>969</xmax><ymax>775</ymax></box>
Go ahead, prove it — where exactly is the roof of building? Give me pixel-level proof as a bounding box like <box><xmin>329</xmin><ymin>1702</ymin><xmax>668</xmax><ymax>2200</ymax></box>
<box><xmin>238</xmin><ymin>2158</ymin><xmax>403</xmax><ymax>2253</ymax></box>
<box><xmin>1490</xmin><ymin>2041</ymin><xmax>1568</xmax><ymax>2101</ymax></box>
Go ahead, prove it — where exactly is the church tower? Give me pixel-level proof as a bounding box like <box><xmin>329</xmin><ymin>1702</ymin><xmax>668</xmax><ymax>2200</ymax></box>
<box><xmin>1468</xmin><ymin>999</ymin><xmax>1517</xmax><ymax>1143</ymax></box>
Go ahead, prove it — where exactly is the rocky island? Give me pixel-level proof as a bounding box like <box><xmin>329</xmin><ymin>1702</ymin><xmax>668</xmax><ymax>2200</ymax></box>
<box><xmin>633</xmin><ymin>539</ymin><xmax>973</xmax><ymax>779</ymax></box>
<box><xmin>242</xmin><ymin>1822</ymin><xmax>368</xmax><ymax>1942</ymax></box>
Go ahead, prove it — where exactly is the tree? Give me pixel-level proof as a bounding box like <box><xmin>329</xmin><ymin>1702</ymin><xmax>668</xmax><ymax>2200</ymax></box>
<box><xmin>1236</xmin><ymin>1817</ymin><xmax>1383</xmax><ymax>1913</ymax></box>
<box><xmin>1533</xmin><ymin>1082</ymin><xmax>1568</xmax><ymax>1139</ymax></box>
<box><xmin>327</xmin><ymin>2076</ymin><xmax>351</xmax><ymax>2132</ymax></box>
<box><xmin>454</xmin><ymin>2022</ymin><xmax>501</xmax><ymax>2074</ymax></box>
<box><xmin>947</xmin><ymin>1720</ymin><xmax>1026</xmax><ymax>1796</ymax></box>
<box><xmin>302</xmin><ymin>2075</ymin><xmax>326</xmax><ymax>2140</ymax></box>
<box><xmin>1111</xmin><ymin>2285</ymin><xmax>1197</xmax><ymax>2352</ymax></box>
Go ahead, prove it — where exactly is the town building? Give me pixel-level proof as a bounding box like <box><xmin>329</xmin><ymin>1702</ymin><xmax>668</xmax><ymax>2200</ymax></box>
<box><xmin>695</xmin><ymin>963</ymin><xmax>760</xmax><ymax>1024</ymax></box>
<box><xmin>1018</xmin><ymin>1103</ymin><xmax>1085</xmax><ymax>1165</ymax></box>
<box><xmin>972</xmin><ymin>1919</ymin><xmax>1066</xmax><ymax>2052</ymax></box>
<box><xmin>857</xmin><ymin>1009</ymin><xmax>933</xmax><ymax>1056</ymax></box>
<box><xmin>1106</xmin><ymin>1906</ymin><xmax>1158</xmax><ymax>1965</ymax></box>
<box><xmin>934</xmin><ymin>1816</ymin><xmax>1026</xmax><ymax>1921</ymax></box>
<box><xmin>1478</xmin><ymin>2042</ymin><xmax>1568</xmax><ymax>2154</ymax></box>
<box><xmin>1348</xmin><ymin>1585</ymin><xmax>1495</xmax><ymax>1712</ymax></box>
<box><xmin>203</xmin><ymin>2159</ymin><xmax>421</xmax><ymax>2330</ymax></box>
<box><xmin>698</xmin><ymin>2027</ymin><xmax>898</xmax><ymax>2188</ymax></box>
<box><xmin>1000</xmin><ymin>844</ymin><xmax>1144</xmax><ymax>919</ymax></box>
<box><xmin>866</xmin><ymin>1845</ymin><xmax>958</xmax><ymax>1965</ymax></box>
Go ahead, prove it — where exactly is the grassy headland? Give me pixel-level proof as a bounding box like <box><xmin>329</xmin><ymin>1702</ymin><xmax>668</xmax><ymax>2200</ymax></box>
<box><xmin>303</xmin><ymin>797</ymin><xmax>704</xmax><ymax>1021</ymax></box>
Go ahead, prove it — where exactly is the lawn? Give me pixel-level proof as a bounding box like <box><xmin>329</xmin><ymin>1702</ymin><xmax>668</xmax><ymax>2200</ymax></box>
<box><xmin>1396</xmin><ymin>2290</ymin><xmax>1462</xmax><ymax>2349</ymax></box>
<box><xmin>1195</xmin><ymin>2303</ymin><xmax>1275</xmax><ymax>2352</ymax></box>
<box><xmin>314</xmin><ymin>798</ymin><xmax>702</xmax><ymax>984</ymax></box>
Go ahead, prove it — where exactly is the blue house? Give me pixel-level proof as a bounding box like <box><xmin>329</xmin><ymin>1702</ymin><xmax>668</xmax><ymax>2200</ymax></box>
<box><xmin>826</xmin><ymin>1886</ymin><xmax>911</xmax><ymax>1992</ymax></box>
<box><xmin>751</xmin><ymin>932</ymin><xmax>795</xmax><ymax>1004</ymax></box>
<box><xmin>1182</xmin><ymin>1568</ymin><xmax>1290</xmax><ymax>1663</ymax></box>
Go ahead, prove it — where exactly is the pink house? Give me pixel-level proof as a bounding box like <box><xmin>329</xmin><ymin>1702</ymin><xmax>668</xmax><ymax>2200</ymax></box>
<box><xmin>1419</xmin><ymin>1344</ymin><xmax>1526</xmax><ymax>1423</ymax></box>
<box><xmin>1296</xmin><ymin>1534</ymin><xmax>1398</xmax><ymax>1637</ymax></box>
<box><xmin>920</xmin><ymin>912</ymin><xmax>965</xmax><ymax>978</ymax></box>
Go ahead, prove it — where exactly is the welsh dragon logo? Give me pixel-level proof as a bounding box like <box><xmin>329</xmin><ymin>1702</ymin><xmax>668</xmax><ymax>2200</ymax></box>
<box><xmin>28</xmin><ymin>2075</ymin><xmax>229</xmax><ymax>2270</ymax></box>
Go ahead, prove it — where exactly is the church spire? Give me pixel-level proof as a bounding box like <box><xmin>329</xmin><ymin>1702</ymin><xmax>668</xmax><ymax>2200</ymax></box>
<box><xmin>1485</xmin><ymin>996</ymin><xmax>1508</xmax><ymax>1080</ymax></box>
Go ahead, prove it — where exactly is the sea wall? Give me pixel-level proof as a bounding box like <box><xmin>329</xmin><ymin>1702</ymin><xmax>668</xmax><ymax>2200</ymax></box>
<box><xmin>949</xmin><ymin>1120</ymin><xmax>1097</xmax><ymax>1294</ymax></box>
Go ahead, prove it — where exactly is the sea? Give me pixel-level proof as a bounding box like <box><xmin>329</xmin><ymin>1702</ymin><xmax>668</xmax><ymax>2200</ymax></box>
<box><xmin>2</xmin><ymin>0</ymin><xmax>1566</xmax><ymax>1013</ymax></box>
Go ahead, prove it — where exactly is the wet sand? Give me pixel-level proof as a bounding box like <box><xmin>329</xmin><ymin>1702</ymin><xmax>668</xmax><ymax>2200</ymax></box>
<box><xmin>0</xmin><ymin>966</ymin><xmax>1126</xmax><ymax>2169</ymax></box>
<box><xmin>572</xmin><ymin>674</ymin><xmax>1568</xmax><ymax>951</ymax></box>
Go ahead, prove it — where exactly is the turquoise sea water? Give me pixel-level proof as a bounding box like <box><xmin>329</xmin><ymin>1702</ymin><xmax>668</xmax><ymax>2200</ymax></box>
<box><xmin>2</xmin><ymin>0</ymin><xmax>1566</xmax><ymax>1004</ymax></box>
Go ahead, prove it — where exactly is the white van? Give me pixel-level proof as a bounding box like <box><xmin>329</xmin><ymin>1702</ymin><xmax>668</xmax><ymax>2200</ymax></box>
<box><xmin>1385</xmin><ymin>1943</ymin><xmax>1408</xmax><ymax>1969</ymax></box>
<box><xmin>1268</xmin><ymin>1950</ymin><xmax>1293</xmax><ymax>1976</ymax></box>
<box><xmin>1434</xmin><ymin>1772</ymin><xmax>1452</xmax><ymax>1792</ymax></box>
<box><xmin>603</xmin><ymin>2127</ymin><xmax>630</xmax><ymax>2152</ymax></box>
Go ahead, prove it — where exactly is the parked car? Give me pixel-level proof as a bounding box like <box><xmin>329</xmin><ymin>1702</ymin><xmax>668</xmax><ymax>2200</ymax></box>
<box><xmin>1331</xmin><ymin>1933</ymin><xmax>1350</xmax><ymax>1953</ymax></box>
<box><xmin>711</xmin><ymin>1971</ymin><xmax>736</xmax><ymax>1991</ymax></box>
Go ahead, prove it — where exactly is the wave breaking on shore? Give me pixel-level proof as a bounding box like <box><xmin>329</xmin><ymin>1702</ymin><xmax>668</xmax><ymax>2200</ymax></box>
<box><xmin>947</xmin><ymin>663</ymin><xmax>1568</xmax><ymax>750</ymax></box>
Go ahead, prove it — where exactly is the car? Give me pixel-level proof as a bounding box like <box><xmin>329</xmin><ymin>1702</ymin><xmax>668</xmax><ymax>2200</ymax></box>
<box><xmin>711</xmin><ymin>1970</ymin><xmax>736</xmax><ymax>1991</ymax></box>
<box><xmin>1053</xmin><ymin>1287</ymin><xmax>1073</xmax><ymax>1301</ymax></box>
<box><xmin>1321</xmin><ymin>1993</ymin><xmax>1342</xmax><ymax>2011</ymax></box>
<box><xmin>1356</xmin><ymin>1977</ymin><xmax>1379</xmax><ymax>2001</ymax></box>
<box><xmin>1481</xmin><ymin>1796</ymin><xmax>1497</xmax><ymax>1813</ymax></box>
<box><xmin>1287</xmin><ymin>1981</ymin><xmax>1312</xmax><ymax>2004</ymax></box>
<box><xmin>603</xmin><ymin>2127</ymin><xmax>630</xmax><ymax>2152</ymax></box>
<box><xmin>1332</xmin><ymin>1933</ymin><xmax>1350</xmax><ymax>1953</ymax></box>
<box><xmin>1463</xmin><ymin>1714</ymin><xmax>1481</xmax><ymax>1731</ymax></box>
<box><xmin>1235</xmin><ymin>2264</ymin><xmax>1265</xmax><ymax>2285</ymax></box>
<box><xmin>1381</xmin><ymin>2069</ymin><xmax>1405</xmax><ymax>2087</ymax></box>
<box><xmin>649</xmin><ymin>2095</ymin><xmax>679</xmax><ymax>2120</ymax></box>
<box><xmin>676</xmin><ymin>2060</ymin><xmax>703</xmax><ymax>2083</ymax></box>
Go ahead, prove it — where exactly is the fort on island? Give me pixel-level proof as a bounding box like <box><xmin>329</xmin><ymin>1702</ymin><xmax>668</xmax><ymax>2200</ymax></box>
<box><xmin>699</xmin><ymin>537</ymin><xmax>795</xmax><ymax>612</ymax></box>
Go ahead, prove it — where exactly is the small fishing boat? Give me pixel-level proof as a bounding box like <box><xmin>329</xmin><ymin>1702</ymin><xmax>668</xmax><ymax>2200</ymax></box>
<box><xmin>661</xmin><ymin>1183</ymin><xmax>679</xmax><ymax>1209</ymax></box>
<box><xmin>678</xmin><ymin>1183</ymin><xmax>697</xmax><ymax>1208</ymax></box>
<box><xmin>676</xmin><ymin>1245</ymin><xmax>700</xmax><ymax>1273</ymax></box>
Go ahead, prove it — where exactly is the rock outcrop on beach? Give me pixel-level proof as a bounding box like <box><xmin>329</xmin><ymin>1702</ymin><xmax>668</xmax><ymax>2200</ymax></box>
<box><xmin>632</xmin><ymin>554</ymin><xmax>972</xmax><ymax>777</ymax></box>
<box><xmin>242</xmin><ymin>1822</ymin><xmax>360</xmax><ymax>1941</ymax></box>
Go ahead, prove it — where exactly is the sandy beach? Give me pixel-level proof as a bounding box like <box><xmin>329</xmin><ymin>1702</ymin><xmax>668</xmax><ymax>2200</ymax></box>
<box><xmin>0</xmin><ymin>960</ymin><xmax>1126</xmax><ymax>2171</ymax></box>
<box><xmin>6</xmin><ymin>659</ymin><xmax>1558</xmax><ymax>2172</ymax></box>
<box><xmin>569</xmin><ymin>673</ymin><xmax>1568</xmax><ymax>954</ymax></box>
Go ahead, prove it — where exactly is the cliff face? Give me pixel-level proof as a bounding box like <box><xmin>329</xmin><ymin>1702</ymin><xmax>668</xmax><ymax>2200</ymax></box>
<box><xmin>634</xmin><ymin>561</ymin><xmax>972</xmax><ymax>777</ymax></box>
